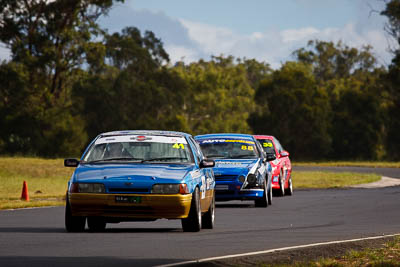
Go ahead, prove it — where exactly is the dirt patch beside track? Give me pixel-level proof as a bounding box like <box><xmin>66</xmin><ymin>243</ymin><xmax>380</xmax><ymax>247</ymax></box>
<box><xmin>350</xmin><ymin>176</ymin><xmax>400</xmax><ymax>188</ymax></box>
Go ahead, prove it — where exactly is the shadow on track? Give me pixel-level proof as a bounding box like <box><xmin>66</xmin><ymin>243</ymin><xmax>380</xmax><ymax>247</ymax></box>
<box><xmin>0</xmin><ymin>256</ymin><xmax>182</xmax><ymax>267</ymax></box>
<box><xmin>0</xmin><ymin>227</ymin><xmax>181</xmax><ymax>233</ymax></box>
<box><xmin>216</xmin><ymin>203</ymin><xmax>254</xmax><ymax>208</ymax></box>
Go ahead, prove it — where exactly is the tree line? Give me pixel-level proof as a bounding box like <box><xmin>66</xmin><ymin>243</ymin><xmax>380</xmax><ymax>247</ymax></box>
<box><xmin>1</xmin><ymin>0</ymin><xmax>400</xmax><ymax>161</ymax></box>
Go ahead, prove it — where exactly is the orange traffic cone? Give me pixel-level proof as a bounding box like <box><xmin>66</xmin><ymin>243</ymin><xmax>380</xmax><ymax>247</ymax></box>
<box><xmin>21</xmin><ymin>181</ymin><xmax>29</xmax><ymax>201</ymax></box>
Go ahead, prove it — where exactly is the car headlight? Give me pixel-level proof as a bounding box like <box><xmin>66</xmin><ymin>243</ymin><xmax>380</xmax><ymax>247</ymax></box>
<box><xmin>70</xmin><ymin>183</ymin><xmax>105</xmax><ymax>193</ymax></box>
<box><xmin>247</xmin><ymin>174</ymin><xmax>257</xmax><ymax>185</ymax></box>
<box><xmin>238</xmin><ymin>175</ymin><xmax>245</xmax><ymax>183</ymax></box>
<box><xmin>152</xmin><ymin>184</ymin><xmax>189</xmax><ymax>194</ymax></box>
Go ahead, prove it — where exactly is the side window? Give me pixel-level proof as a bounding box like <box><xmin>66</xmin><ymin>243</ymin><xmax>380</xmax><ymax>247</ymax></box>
<box><xmin>254</xmin><ymin>140</ymin><xmax>263</xmax><ymax>158</ymax></box>
<box><xmin>188</xmin><ymin>137</ymin><xmax>202</xmax><ymax>164</ymax></box>
<box><xmin>274</xmin><ymin>137</ymin><xmax>283</xmax><ymax>153</ymax></box>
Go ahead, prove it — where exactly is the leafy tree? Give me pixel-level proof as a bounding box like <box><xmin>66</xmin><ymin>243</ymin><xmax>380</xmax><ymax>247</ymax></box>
<box><xmin>293</xmin><ymin>40</ymin><xmax>385</xmax><ymax>160</ymax></box>
<box><xmin>329</xmin><ymin>75</ymin><xmax>384</xmax><ymax>160</ymax></box>
<box><xmin>249</xmin><ymin>62</ymin><xmax>331</xmax><ymax>160</ymax></box>
<box><xmin>381</xmin><ymin>0</ymin><xmax>400</xmax><ymax>160</ymax></box>
<box><xmin>174</xmin><ymin>56</ymin><xmax>256</xmax><ymax>135</ymax></box>
<box><xmin>0</xmin><ymin>0</ymin><xmax>123</xmax><ymax>98</ymax></box>
<box><xmin>293</xmin><ymin>40</ymin><xmax>377</xmax><ymax>84</ymax></box>
<box><xmin>0</xmin><ymin>61</ymin><xmax>87</xmax><ymax>156</ymax></box>
<box><xmin>73</xmin><ymin>27</ymin><xmax>186</xmax><ymax>139</ymax></box>
<box><xmin>237</xmin><ymin>57</ymin><xmax>272</xmax><ymax>90</ymax></box>
<box><xmin>0</xmin><ymin>0</ymin><xmax>123</xmax><ymax>156</ymax></box>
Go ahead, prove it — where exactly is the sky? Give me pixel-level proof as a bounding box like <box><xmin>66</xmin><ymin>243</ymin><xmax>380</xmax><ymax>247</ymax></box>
<box><xmin>0</xmin><ymin>0</ymin><xmax>396</xmax><ymax>68</ymax></box>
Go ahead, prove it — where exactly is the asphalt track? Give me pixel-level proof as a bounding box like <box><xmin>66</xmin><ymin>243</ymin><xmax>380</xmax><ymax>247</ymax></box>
<box><xmin>1</xmin><ymin>167</ymin><xmax>400</xmax><ymax>267</ymax></box>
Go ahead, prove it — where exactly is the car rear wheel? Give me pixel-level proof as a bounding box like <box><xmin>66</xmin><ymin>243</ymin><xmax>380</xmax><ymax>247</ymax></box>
<box><xmin>87</xmin><ymin>217</ymin><xmax>107</xmax><ymax>232</ymax></box>
<box><xmin>278</xmin><ymin>171</ymin><xmax>285</xmax><ymax>197</ymax></box>
<box><xmin>65</xmin><ymin>199</ymin><xmax>86</xmax><ymax>232</ymax></box>
<box><xmin>285</xmin><ymin>177</ymin><xmax>293</xmax><ymax>196</ymax></box>
<box><xmin>255</xmin><ymin>180</ymin><xmax>268</xmax><ymax>207</ymax></box>
<box><xmin>202</xmin><ymin>192</ymin><xmax>215</xmax><ymax>229</ymax></box>
<box><xmin>182</xmin><ymin>187</ymin><xmax>202</xmax><ymax>232</ymax></box>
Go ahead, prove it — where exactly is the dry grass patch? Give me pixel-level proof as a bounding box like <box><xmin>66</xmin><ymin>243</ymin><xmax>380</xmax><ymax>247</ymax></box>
<box><xmin>0</xmin><ymin>157</ymin><xmax>73</xmax><ymax>209</ymax></box>
<box><xmin>292</xmin><ymin>171</ymin><xmax>381</xmax><ymax>189</ymax></box>
<box><xmin>294</xmin><ymin>161</ymin><xmax>400</xmax><ymax>168</ymax></box>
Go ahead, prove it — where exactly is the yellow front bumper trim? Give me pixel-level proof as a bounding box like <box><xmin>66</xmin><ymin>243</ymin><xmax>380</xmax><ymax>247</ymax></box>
<box><xmin>69</xmin><ymin>193</ymin><xmax>192</xmax><ymax>219</ymax></box>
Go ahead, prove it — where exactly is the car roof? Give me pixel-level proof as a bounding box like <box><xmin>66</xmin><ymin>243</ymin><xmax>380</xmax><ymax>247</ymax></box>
<box><xmin>254</xmin><ymin>135</ymin><xmax>274</xmax><ymax>140</ymax></box>
<box><xmin>100</xmin><ymin>130</ymin><xmax>191</xmax><ymax>138</ymax></box>
<box><xmin>195</xmin><ymin>133</ymin><xmax>256</xmax><ymax>141</ymax></box>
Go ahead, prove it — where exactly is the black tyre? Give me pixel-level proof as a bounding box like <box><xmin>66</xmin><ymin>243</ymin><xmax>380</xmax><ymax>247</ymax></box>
<box><xmin>65</xmin><ymin>200</ymin><xmax>86</xmax><ymax>232</ymax></box>
<box><xmin>267</xmin><ymin>183</ymin><xmax>273</xmax><ymax>205</ymax></box>
<box><xmin>181</xmin><ymin>187</ymin><xmax>202</xmax><ymax>232</ymax></box>
<box><xmin>202</xmin><ymin>192</ymin><xmax>215</xmax><ymax>229</ymax></box>
<box><xmin>254</xmin><ymin>179</ymin><xmax>268</xmax><ymax>207</ymax></box>
<box><xmin>285</xmin><ymin>177</ymin><xmax>293</xmax><ymax>196</ymax></box>
<box><xmin>87</xmin><ymin>216</ymin><xmax>107</xmax><ymax>232</ymax></box>
<box><xmin>278</xmin><ymin>171</ymin><xmax>285</xmax><ymax>197</ymax></box>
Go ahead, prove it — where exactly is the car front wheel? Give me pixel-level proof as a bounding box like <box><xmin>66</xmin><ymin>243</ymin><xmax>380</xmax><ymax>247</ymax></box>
<box><xmin>278</xmin><ymin>170</ymin><xmax>285</xmax><ymax>197</ymax></box>
<box><xmin>285</xmin><ymin>177</ymin><xmax>293</xmax><ymax>196</ymax></box>
<box><xmin>267</xmin><ymin>183</ymin><xmax>273</xmax><ymax>205</ymax></box>
<box><xmin>182</xmin><ymin>187</ymin><xmax>202</xmax><ymax>232</ymax></box>
<box><xmin>65</xmin><ymin>199</ymin><xmax>86</xmax><ymax>232</ymax></box>
<box><xmin>255</xmin><ymin>180</ymin><xmax>268</xmax><ymax>207</ymax></box>
<box><xmin>202</xmin><ymin>192</ymin><xmax>215</xmax><ymax>229</ymax></box>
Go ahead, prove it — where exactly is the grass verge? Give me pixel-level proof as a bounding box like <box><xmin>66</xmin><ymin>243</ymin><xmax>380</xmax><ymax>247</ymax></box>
<box><xmin>0</xmin><ymin>157</ymin><xmax>383</xmax><ymax>210</ymax></box>
<box><xmin>292</xmin><ymin>171</ymin><xmax>381</xmax><ymax>189</ymax></box>
<box><xmin>0</xmin><ymin>157</ymin><xmax>73</xmax><ymax>210</ymax></box>
<box><xmin>293</xmin><ymin>161</ymin><xmax>400</xmax><ymax>168</ymax></box>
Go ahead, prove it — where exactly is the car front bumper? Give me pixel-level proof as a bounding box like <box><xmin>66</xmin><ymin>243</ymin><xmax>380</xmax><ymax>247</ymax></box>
<box><xmin>69</xmin><ymin>193</ymin><xmax>192</xmax><ymax>220</ymax></box>
<box><xmin>215</xmin><ymin>185</ymin><xmax>264</xmax><ymax>201</ymax></box>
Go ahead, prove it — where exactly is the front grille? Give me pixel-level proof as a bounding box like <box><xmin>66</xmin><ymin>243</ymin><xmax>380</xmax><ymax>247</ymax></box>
<box><xmin>104</xmin><ymin>205</ymin><xmax>154</xmax><ymax>215</ymax></box>
<box><xmin>108</xmin><ymin>188</ymin><xmax>149</xmax><ymax>193</ymax></box>
<box><xmin>215</xmin><ymin>175</ymin><xmax>237</xmax><ymax>181</ymax></box>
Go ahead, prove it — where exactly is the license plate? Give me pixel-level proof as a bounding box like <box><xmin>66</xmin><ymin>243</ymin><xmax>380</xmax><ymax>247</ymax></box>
<box><xmin>115</xmin><ymin>196</ymin><xmax>141</xmax><ymax>203</ymax></box>
<box><xmin>215</xmin><ymin>185</ymin><xmax>229</xmax><ymax>191</ymax></box>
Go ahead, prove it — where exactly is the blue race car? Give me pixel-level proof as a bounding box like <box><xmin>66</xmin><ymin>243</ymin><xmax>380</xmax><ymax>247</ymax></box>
<box><xmin>195</xmin><ymin>133</ymin><xmax>275</xmax><ymax>207</ymax></box>
<box><xmin>64</xmin><ymin>130</ymin><xmax>215</xmax><ymax>232</ymax></box>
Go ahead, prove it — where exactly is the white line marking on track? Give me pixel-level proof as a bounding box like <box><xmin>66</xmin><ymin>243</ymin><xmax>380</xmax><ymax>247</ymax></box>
<box><xmin>1</xmin><ymin>206</ymin><xmax>59</xmax><ymax>211</ymax></box>
<box><xmin>156</xmin><ymin>233</ymin><xmax>400</xmax><ymax>267</ymax></box>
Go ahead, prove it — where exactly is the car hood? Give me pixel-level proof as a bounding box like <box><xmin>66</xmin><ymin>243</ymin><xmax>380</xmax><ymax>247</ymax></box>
<box><xmin>212</xmin><ymin>159</ymin><xmax>260</xmax><ymax>176</ymax></box>
<box><xmin>74</xmin><ymin>163</ymin><xmax>195</xmax><ymax>184</ymax></box>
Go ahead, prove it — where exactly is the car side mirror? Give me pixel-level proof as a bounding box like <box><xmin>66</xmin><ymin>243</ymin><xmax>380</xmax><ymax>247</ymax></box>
<box><xmin>280</xmin><ymin>151</ymin><xmax>290</xmax><ymax>157</ymax></box>
<box><xmin>64</xmin><ymin>158</ymin><xmax>79</xmax><ymax>167</ymax></box>
<box><xmin>200</xmin><ymin>159</ymin><xmax>215</xmax><ymax>168</ymax></box>
<box><xmin>266</xmin><ymin>153</ymin><xmax>276</xmax><ymax>161</ymax></box>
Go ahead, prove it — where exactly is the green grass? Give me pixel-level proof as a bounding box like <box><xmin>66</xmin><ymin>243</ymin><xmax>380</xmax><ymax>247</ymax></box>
<box><xmin>0</xmin><ymin>157</ymin><xmax>73</xmax><ymax>209</ymax></box>
<box><xmin>293</xmin><ymin>161</ymin><xmax>400</xmax><ymax>168</ymax></box>
<box><xmin>292</xmin><ymin>171</ymin><xmax>381</xmax><ymax>189</ymax></box>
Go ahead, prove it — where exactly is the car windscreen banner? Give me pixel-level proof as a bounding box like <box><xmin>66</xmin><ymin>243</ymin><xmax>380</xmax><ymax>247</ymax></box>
<box><xmin>95</xmin><ymin>135</ymin><xmax>188</xmax><ymax>145</ymax></box>
<box><xmin>197</xmin><ymin>139</ymin><xmax>255</xmax><ymax>145</ymax></box>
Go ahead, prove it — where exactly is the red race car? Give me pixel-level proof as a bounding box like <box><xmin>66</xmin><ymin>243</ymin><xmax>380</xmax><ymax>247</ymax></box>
<box><xmin>254</xmin><ymin>135</ymin><xmax>292</xmax><ymax>196</ymax></box>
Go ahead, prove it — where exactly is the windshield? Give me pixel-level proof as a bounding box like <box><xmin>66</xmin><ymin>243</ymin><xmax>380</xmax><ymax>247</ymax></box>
<box><xmin>198</xmin><ymin>138</ymin><xmax>258</xmax><ymax>159</ymax></box>
<box><xmin>83</xmin><ymin>135</ymin><xmax>194</xmax><ymax>163</ymax></box>
<box><xmin>258</xmin><ymin>139</ymin><xmax>275</xmax><ymax>154</ymax></box>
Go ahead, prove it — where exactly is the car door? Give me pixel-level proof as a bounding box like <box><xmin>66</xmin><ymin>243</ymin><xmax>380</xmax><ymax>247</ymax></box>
<box><xmin>254</xmin><ymin>139</ymin><xmax>270</xmax><ymax>185</ymax></box>
<box><xmin>188</xmin><ymin>136</ymin><xmax>215</xmax><ymax>212</ymax></box>
<box><xmin>273</xmin><ymin>137</ymin><xmax>290</xmax><ymax>181</ymax></box>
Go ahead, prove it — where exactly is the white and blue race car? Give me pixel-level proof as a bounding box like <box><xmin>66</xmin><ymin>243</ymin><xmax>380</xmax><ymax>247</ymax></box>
<box><xmin>195</xmin><ymin>133</ymin><xmax>275</xmax><ymax>207</ymax></box>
